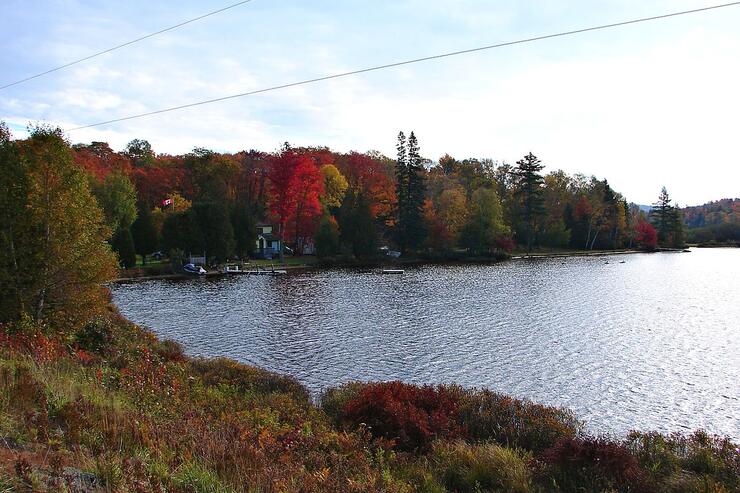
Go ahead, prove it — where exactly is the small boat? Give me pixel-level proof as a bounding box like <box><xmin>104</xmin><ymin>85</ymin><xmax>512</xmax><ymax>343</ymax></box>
<box><xmin>183</xmin><ymin>263</ymin><xmax>206</xmax><ymax>275</ymax></box>
<box><xmin>381</xmin><ymin>269</ymin><xmax>404</xmax><ymax>274</ymax></box>
<box><xmin>222</xmin><ymin>264</ymin><xmax>246</xmax><ymax>274</ymax></box>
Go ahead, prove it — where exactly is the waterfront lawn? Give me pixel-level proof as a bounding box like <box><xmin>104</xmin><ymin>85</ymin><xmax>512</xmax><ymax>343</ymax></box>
<box><xmin>1</xmin><ymin>311</ymin><xmax>738</xmax><ymax>492</ymax></box>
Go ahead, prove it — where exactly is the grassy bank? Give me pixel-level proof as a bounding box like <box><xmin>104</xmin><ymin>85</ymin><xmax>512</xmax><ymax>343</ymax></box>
<box><xmin>2</xmin><ymin>311</ymin><xmax>737</xmax><ymax>492</ymax></box>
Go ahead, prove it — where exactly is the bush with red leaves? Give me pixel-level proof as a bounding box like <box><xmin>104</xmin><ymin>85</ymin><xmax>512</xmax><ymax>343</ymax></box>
<box><xmin>341</xmin><ymin>381</ymin><xmax>462</xmax><ymax>451</ymax></box>
<box><xmin>542</xmin><ymin>436</ymin><xmax>650</xmax><ymax>493</ymax></box>
<box><xmin>0</xmin><ymin>330</ymin><xmax>66</xmax><ymax>362</ymax></box>
<box><xmin>495</xmin><ymin>235</ymin><xmax>516</xmax><ymax>253</ymax></box>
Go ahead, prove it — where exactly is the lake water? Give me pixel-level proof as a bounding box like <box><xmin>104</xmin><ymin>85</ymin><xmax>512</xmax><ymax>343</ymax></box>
<box><xmin>110</xmin><ymin>248</ymin><xmax>740</xmax><ymax>440</ymax></box>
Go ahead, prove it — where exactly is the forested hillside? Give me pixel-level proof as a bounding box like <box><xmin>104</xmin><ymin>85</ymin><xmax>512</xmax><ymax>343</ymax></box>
<box><xmin>682</xmin><ymin>199</ymin><xmax>739</xmax><ymax>245</ymax></box>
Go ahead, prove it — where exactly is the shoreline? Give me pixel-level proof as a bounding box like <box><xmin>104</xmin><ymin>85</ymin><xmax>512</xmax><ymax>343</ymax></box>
<box><xmin>112</xmin><ymin>248</ymin><xmax>691</xmax><ymax>283</ymax></box>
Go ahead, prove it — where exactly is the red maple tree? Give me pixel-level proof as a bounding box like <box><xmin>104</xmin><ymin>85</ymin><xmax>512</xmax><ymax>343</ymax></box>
<box><xmin>634</xmin><ymin>220</ymin><xmax>658</xmax><ymax>250</ymax></box>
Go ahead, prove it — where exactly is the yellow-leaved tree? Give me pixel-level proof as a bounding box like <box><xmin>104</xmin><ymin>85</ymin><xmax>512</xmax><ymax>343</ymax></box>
<box><xmin>0</xmin><ymin>124</ymin><xmax>118</xmax><ymax>331</ymax></box>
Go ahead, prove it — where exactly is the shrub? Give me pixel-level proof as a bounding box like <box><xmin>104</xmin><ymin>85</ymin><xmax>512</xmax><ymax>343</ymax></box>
<box><xmin>457</xmin><ymin>389</ymin><xmax>583</xmax><ymax>453</ymax></box>
<box><xmin>189</xmin><ymin>358</ymin><xmax>309</xmax><ymax>402</ymax></box>
<box><xmin>319</xmin><ymin>381</ymin><xmax>365</xmax><ymax>424</ymax></box>
<box><xmin>0</xmin><ymin>329</ymin><xmax>66</xmax><ymax>363</ymax></box>
<box><xmin>659</xmin><ymin>472</ymin><xmax>732</xmax><ymax>493</ymax></box>
<box><xmin>339</xmin><ymin>381</ymin><xmax>462</xmax><ymax>451</ymax></box>
<box><xmin>626</xmin><ymin>431</ymin><xmax>740</xmax><ymax>489</ymax></box>
<box><xmin>154</xmin><ymin>339</ymin><xmax>186</xmax><ymax>363</ymax></box>
<box><xmin>73</xmin><ymin>317</ymin><xmax>114</xmax><ymax>354</ymax></box>
<box><xmin>542</xmin><ymin>436</ymin><xmax>650</xmax><ymax>492</ymax></box>
<box><xmin>432</xmin><ymin>441</ymin><xmax>534</xmax><ymax>493</ymax></box>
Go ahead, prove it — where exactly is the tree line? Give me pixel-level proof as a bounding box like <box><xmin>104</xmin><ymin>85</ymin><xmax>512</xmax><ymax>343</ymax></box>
<box><xmin>2</xmin><ymin>121</ymin><xmax>688</xmax><ymax>277</ymax></box>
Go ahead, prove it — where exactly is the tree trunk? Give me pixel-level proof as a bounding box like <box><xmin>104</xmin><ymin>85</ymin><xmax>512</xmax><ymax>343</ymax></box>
<box><xmin>590</xmin><ymin>229</ymin><xmax>600</xmax><ymax>250</ymax></box>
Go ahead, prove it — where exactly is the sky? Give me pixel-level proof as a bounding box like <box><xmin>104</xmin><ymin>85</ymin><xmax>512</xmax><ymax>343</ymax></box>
<box><xmin>1</xmin><ymin>0</ymin><xmax>739</xmax><ymax>206</ymax></box>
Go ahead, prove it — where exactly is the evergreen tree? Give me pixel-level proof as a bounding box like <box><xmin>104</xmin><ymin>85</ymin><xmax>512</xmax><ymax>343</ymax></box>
<box><xmin>669</xmin><ymin>206</ymin><xmax>686</xmax><ymax>248</ymax></box>
<box><xmin>232</xmin><ymin>203</ymin><xmax>256</xmax><ymax>260</ymax></box>
<box><xmin>192</xmin><ymin>202</ymin><xmax>235</xmax><ymax>263</ymax></box>
<box><xmin>394</xmin><ymin>131</ymin><xmax>426</xmax><ymax>253</ymax></box>
<box><xmin>513</xmin><ymin>152</ymin><xmax>546</xmax><ymax>253</ymax></box>
<box><xmin>315</xmin><ymin>215</ymin><xmax>340</xmax><ymax>258</ymax></box>
<box><xmin>650</xmin><ymin>187</ymin><xmax>674</xmax><ymax>245</ymax></box>
<box><xmin>112</xmin><ymin>228</ymin><xmax>137</xmax><ymax>269</ymax></box>
<box><xmin>161</xmin><ymin>210</ymin><xmax>203</xmax><ymax>258</ymax></box>
<box><xmin>131</xmin><ymin>201</ymin><xmax>159</xmax><ymax>264</ymax></box>
<box><xmin>339</xmin><ymin>189</ymin><xmax>377</xmax><ymax>259</ymax></box>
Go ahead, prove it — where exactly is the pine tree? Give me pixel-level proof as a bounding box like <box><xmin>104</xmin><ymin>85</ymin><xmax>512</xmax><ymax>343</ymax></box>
<box><xmin>513</xmin><ymin>152</ymin><xmax>546</xmax><ymax>253</ymax></box>
<box><xmin>339</xmin><ymin>189</ymin><xmax>378</xmax><ymax>259</ymax></box>
<box><xmin>131</xmin><ymin>201</ymin><xmax>158</xmax><ymax>264</ymax></box>
<box><xmin>394</xmin><ymin>131</ymin><xmax>426</xmax><ymax>253</ymax></box>
<box><xmin>668</xmin><ymin>205</ymin><xmax>686</xmax><ymax>248</ymax></box>
<box><xmin>112</xmin><ymin>228</ymin><xmax>137</xmax><ymax>269</ymax></box>
<box><xmin>231</xmin><ymin>203</ymin><xmax>256</xmax><ymax>260</ymax></box>
<box><xmin>651</xmin><ymin>187</ymin><xmax>674</xmax><ymax>245</ymax></box>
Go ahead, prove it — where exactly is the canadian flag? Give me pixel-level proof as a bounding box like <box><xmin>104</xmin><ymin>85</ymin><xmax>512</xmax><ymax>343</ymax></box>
<box><xmin>162</xmin><ymin>198</ymin><xmax>173</xmax><ymax>207</ymax></box>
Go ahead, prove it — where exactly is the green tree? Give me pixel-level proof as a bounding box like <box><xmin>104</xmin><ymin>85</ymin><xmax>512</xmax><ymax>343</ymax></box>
<box><xmin>315</xmin><ymin>215</ymin><xmax>340</xmax><ymax>258</ymax></box>
<box><xmin>395</xmin><ymin>131</ymin><xmax>426</xmax><ymax>253</ymax></box>
<box><xmin>0</xmin><ymin>125</ymin><xmax>117</xmax><ymax>330</ymax></box>
<box><xmin>191</xmin><ymin>202</ymin><xmax>235</xmax><ymax>263</ymax></box>
<box><xmin>93</xmin><ymin>172</ymin><xmax>138</xmax><ymax>233</ymax></box>
<box><xmin>513</xmin><ymin>153</ymin><xmax>546</xmax><ymax>253</ymax></box>
<box><xmin>131</xmin><ymin>201</ymin><xmax>159</xmax><ymax>264</ymax></box>
<box><xmin>0</xmin><ymin>122</ymin><xmax>30</xmax><ymax>319</ymax></box>
<box><xmin>124</xmin><ymin>138</ymin><xmax>155</xmax><ymax>167</ymax></box>
<box><xmin>162</xmin><ymin>210</ymin><xmax>202</xmax><ymax>257</ymax></box>
<box><xmin>668</xmin><ymin>206</ymin><xmax>686</xmax><ymax>248</ymax></box>
<box><xmin>459</xmin><ymin>188</ymin><xmax>509</xmax><ymax>254</ymax></box>
<box><xmin>651</xmin><ymin>187</ymin><xmax>674</xmax><ymax>245</ymax></box>
<box><xmin>339</xmin><ymin>190</ymin><xmax>377</xmax><ymax>259</ymax></box>
<box><xmin>232</xmin><ymin>203</ymin><xmax>256</xmax><ymax>259</ymax></box>
<box><xmin>112</xmin><ymin>228</ymin><xmax>136</xmax><ymax>269</ymax></box>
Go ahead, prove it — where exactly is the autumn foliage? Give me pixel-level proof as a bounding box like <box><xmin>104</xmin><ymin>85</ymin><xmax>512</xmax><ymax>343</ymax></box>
<box><xmin>1</xmin><ymin>319</ymin><xmax>738</xmax><ymax>492</ymax></box>
<box><xmin>635</xmin><ymin>219</ymin><xmax>658</xmax><ymax>250</ymax></box>
<box><xmin>340</xmin><ymin>381</ymin><xmax>463</xmax><ymax>451</ymax></box>
<box><xmin>542</xmin><ymin>437</ymin><xmax>650</xmax><ymax>492</ymax></box>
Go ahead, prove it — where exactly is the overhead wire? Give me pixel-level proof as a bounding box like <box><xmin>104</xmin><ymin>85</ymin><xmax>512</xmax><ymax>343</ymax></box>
<box><xmin>0</xmin><ymin>0</ymin><xmax>255</xmax><ymax>90</ymax></box>
<box><xmin>67</xmin><ymin>1</ymin><xmax>740</xmax><ymax>131</ymax></box>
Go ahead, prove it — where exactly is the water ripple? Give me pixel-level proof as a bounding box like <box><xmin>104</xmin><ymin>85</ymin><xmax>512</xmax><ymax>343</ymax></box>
<box><xmin>111</xmin><ymin>248</ymin><xmax>740</xmax><ymax>440</ymax></box>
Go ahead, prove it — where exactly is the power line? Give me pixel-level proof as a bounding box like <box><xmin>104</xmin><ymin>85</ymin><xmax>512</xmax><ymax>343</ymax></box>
<box><xmin>68</xmin><ymin>1</ymin><xmax>740</xmax><ymax>131</ymax></box>
<box><xmin>0</xmin><ymin>0</ymin><xmax>255</xmax><ymax>90</ymax></box>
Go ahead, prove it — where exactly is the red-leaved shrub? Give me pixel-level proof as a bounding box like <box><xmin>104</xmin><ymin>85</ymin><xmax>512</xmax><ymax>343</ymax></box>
<box><xmin>341</xmin><ymin>381</ymin><xmax>462</xmax><ymax>451</ymax></box>
<box><xmin>542</xmin><ymin>436</ymin><xmax>650</xmax><ymax>492</ymax></box>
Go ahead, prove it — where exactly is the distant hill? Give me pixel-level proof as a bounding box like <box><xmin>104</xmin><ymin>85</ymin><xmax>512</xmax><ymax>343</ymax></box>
<box><xmin>681</xmin><ymin>198</ymin><xmax>739</xmax><ymax>245</ymax></box>
<box><xmin>682</xmin><ymin>198</ymin><xmax>738</xmax><ymax>228</ymax></box>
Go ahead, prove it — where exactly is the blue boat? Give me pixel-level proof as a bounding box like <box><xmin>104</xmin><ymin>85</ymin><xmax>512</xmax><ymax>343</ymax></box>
<box><xmin>183</xmin><ymin>263</ymin><xmax>206</xmax><ymax>275</ymax></box>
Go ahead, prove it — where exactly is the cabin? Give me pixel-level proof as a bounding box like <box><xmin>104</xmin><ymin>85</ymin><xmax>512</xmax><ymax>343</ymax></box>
<box><xmin>255</xmin><ymin>224</ymin><xmax>282</xmax><ymax>259</ymax></box>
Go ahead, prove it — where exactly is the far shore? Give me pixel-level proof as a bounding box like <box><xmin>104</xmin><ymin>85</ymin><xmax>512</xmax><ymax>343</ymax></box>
<box><xmin>111</xmin><ymin>247</ymin><xmax>692</xmax><ymax>283</ymax></box>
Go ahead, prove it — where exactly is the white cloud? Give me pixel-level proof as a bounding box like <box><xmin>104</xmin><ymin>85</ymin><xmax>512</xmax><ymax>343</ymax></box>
<box><xmin>1</xmin><ymin>0</ymin><xmax>738</xmax><ymax>205</ymax></box>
